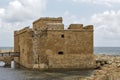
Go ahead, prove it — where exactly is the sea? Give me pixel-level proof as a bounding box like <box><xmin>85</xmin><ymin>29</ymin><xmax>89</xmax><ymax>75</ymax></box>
<box><xmin>0</xmin><ymin>47</ymin><xmax>120</xmax><ymax>80</ymax></box>
<box><xmin>0</xmin><ymin>47</ymin><xmax>120</xmax><ymax>55</ymax></box>
<box><xmin>0</xmin><ymin>47</ymin><xmax>13</xmax><ymax>50</ymax></box>
<box><xmin>94</xmin><ymin>47</ymin><xmax>120</xmax><ymax>55</ymax></box>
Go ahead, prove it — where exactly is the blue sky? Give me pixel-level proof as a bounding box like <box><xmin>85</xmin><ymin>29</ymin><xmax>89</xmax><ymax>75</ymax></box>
<box><xmin>0</xmin><ymin>0</ymin><xmax>120</xmax><ymax>47</ymax></box>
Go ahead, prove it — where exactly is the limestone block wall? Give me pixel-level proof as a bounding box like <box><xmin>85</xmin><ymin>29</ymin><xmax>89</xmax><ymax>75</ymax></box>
<box><xmin>14</xmin><ymin>31</ymin><xmax>20</xmax><ymax>52</ymax></box>
<box><xmin>0</xmin><ymin>56</ymin><xmax>13</xmax><ymax>64</ymax></box>
<box><xmin>14</xmin><ymin>17</ymin><xmax>94</xmax><ymax>69</ymax></box>
<box><xmin>48</xmin><ymin>54</ymin><xmax>95</xmax><ymax>69</ymax></box>
<box><xmin>45</xmin><ymin>30</ymin><xmax>65</xmax><ymax>55</ymax></box>
<box><xmin>14</xmin><ymin>27</ymin><xmax>34</xmax><ymax>68</ymax></box>
<box><xmin>68</xmin><ymin>24</ymin><xmax>83</xmax><ymax>29</ymax></box>
<box><xmin>33</xmin><ymin>17</ymin><xmax>62</xmax><ymax>30</ymax></box>
<box><xmin>36</xmin><ymin>30</ymin><xmax>94</xmax><ymax>69</ymax></box>
<box><xmin>65</xmin><ymin>29</ymin><xmax>93</xmax><ymax>54</ymax></box>
<box><xmin>46</xmin><ymin>23</ymin><xmax>64</xmax><ymax>30</ymax></box>
<box><xmin>34</xmin><ymin>24</ymin><xmax>93</xmax><ymax>69</ymax></box>
<box><xmin>14</xmin><ymin>31</ymin><xmax>20</xmax><ymax>64</ymax></box>
<box><xmin>44</xmin><ymin>27</ymin><xmax>93</xmax><ymax>55</ymax></box>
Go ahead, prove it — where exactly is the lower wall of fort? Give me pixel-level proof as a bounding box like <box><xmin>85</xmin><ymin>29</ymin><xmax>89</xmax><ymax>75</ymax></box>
<box><xmin>14</xmin><ymin>57</ymin><xmax>33</xmax><ymax>69</ymax></box>
<box><xmin>47</xmin><ymin>54</ymin><xmax>95</xmax><ymax>69</ymax></box>
<box><xmin>14</xmin><ymin>54</ymin><xmax>95</xmax><ymax>70</ymax></box>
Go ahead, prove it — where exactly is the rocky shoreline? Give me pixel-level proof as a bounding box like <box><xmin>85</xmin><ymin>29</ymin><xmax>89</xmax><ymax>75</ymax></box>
<box><xmin>80</xmin><ymin>54</ymin><xmax>120</xmax><ymax>80</ymax></box>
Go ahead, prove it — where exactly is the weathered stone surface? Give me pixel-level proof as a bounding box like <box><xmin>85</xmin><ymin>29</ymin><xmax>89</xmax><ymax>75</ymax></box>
<box><xmin>14</xmin><ymin>17</ymin><xmax>94</xmax><ymax>69</ymax></box>
<box><xmin>14</xmin><ymin>27</ymin><xmax>34</xmax><ymax>68</ymax></box>
<box><xmin>48</xmin><ymin>54</ymin><xmax>95</xmax><ymax>69</ymax></box>
<box><xmin>0</xmin><ymin>56</ymin><xmax>14</xmax><ymax>65</ymax></box>
<box><xmin>80</xmin><ymin>55</ymin><xmax>120</xmax><ymax>80</ymax></box>
<box><xmin>68</xmin><ymin>24</ymin><xmax>83</xmax><ymax>29</ymax></box>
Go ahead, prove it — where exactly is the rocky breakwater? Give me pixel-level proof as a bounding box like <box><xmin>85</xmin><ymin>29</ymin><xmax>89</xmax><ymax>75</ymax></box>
<box><xmin>80</xmin><ymin>54</ymin><xmax>120</xmax><ymax>80</ymax></box>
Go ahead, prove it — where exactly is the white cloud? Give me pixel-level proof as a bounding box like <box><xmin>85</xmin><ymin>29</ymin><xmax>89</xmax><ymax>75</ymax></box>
<box><xmin>91</xmin><ymin>10</ymin><xmax>120</xmax><ymax>46</ymax></box>
<box><xmin>1</xmin><ymin>0</ymin><xmax>47</xmax><ymax>23</ymax></box>
<box><xmin>72</xmin><ymin>0</ymin><xmax>120</xmax><ymax>6</ymax></box>
<box><xmin>0</xmin><ymin>8</ymin><xmax>5</xmax><ymax>15</ymax></box>
<box><xmin>0</xmin><ymin>0</ymin><xmax>47</xmax><ymax>46</ymax></box>
<box><xmin>62</xmin><ymin>10</ymin><xmax>120</xmax><ymax>47</ymax></box>
<box><xmin>63</xmin><ymin>10</ymin><xmax>89</xmax><ymax>28</ymax></box>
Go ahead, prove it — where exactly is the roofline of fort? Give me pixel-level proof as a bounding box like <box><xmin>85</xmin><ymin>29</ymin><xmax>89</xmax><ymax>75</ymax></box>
<box><xmin>14</xmin><ymin>28</ymin><xmax>93</xmax><ymax>36</ymax></box>
<box><xmin>33</xmin><ymin>17</ymin><xmax>63</xmax><ymax>24</ymax></box>
<box><xmin>14</xmin><ymin>27</ymin><xmax>33</xmax><ymax>36</ymax></box>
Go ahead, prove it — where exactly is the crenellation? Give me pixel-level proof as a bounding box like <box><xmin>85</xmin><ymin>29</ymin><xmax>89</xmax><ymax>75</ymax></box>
<box><xmin>33</xmin><ymin>17</ymin><xmax>62</xmax><ymax>24</ymax></box>
<box><xmin>33</xmin><ymin>17</ymin><xmax>63</xmax><ymax>31</ymax></box>
<box><xmin>14</xmin><ymin>27</ymin><xmax>33</xmax><ymax>36</ymax></box>
<box><xmin>68</xmin><ymin>24</ymin><xmax>83</xmax><ymax>29</ymax></box>
<box><xmin>84</xmin><ymin>25</ymin><xmax>93</xmax><ymax>29</ymax></box>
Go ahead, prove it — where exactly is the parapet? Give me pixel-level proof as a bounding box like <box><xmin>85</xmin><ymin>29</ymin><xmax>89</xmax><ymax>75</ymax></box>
<box><xmin>33</xmin><ymin>17</ymin><xmax>63</xmax><ymax>24</ymax></box>
<box><xmin>14</xmin><ymin>27</ymin><xmax>32</xmax><ymax>36</ymax></box>
<box><xmin>68</xmin><ymin>24</ymin><xmax>83</xmax><ymax>29</ymax></box>
<box><xmin>33</xmin><ymin>17</ymin><xmax>63</xmax><ymax>30</ymax></box>
<box><xmin>84</xmin><ymin>25</ymin><xmax>93</xmax><ymax>29</ymax></box>
<box><xmin>68</xmin><ymin>24</ymin><xmax>93</xmax><ymax>30</ymax></box>
<box><xmin>46</xmin><ymin>23</ymin><xmax>64</xmax><ymax>30</ymax></box>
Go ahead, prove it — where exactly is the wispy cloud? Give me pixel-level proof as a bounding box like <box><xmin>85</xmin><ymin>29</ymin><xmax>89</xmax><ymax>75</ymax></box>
<box><xmin>91</xmin><ymin>10</ymin><xmax>120</xmax><ymax>46</ymax></box>
<box><xmin>0</xmin><ymin>0</ymin><xmax>47</xmax><ymax>46</ymax></box>
<box><xmin>0</xmin><ymin>0</ymin><xmax>47</xmax><ymax>23</ymax></box>
<box><xmin>72</xmin><ymin>0</ymin><xmax>120</xmax><ymax>6</ymax></box>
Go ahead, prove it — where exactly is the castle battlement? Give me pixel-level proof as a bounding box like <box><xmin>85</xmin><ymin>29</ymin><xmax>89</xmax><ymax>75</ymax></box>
<box><xmin>84</xmin><ymin>25</ymin><xmax>93</xmax><ymax>29</ymax></box>
<box><xmin>14</xmin><ymin>27</ymin><xmax>32</xmax><ymax>36</ymax></box>
<box><xmin>68</xmin><ymin>24</ymin><xmax>83</xmax><ymax>29</ymax></box>
<box><xmin>33</xmin><ymin>17</ymin><xmax>62</xmax><ymax>24</ymax></box>
<box><xmin>68</xmin><ymin>24</ymin><xmax>93</xmax><ymax>30</ymax></box>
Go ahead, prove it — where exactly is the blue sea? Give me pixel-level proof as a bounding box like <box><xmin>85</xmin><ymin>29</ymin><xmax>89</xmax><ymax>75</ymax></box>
<box><xmin>94</xmin><ymin>47</ymin><xmax>120</xmax><ymax>55</ymax></box>
<box><xmin>0</xmin><ymin>47</ymin><xmax>120</xmax><ymax>55</ymax></box>
<box><xmin>0</xmin><ymin>47</ymin><xmax>13</xmax><ymax>50</ymax></box>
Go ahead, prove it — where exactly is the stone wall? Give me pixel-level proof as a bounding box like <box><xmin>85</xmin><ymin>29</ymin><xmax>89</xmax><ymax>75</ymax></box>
<box><xmin>0</xmin><ymin>56</ymin><xmax>13</xmax><ymax>65</ymax></box>
<box><xmin>44</xmin><ymin>27</ymin><xmax>93</xmax><ymax>55</ymax></box>
<box><xmin>14</xmin><ymin>27</ymin><xmax>34</xmax><ymax>68</ymax></box>
<box><xmin>46</xmin><ymin>23</ymin><xmax>64</xmax><ymax>30</ymax></box>
<box><xmin>68</xmin><ymin>24</ymin><xmax>83</xmax><ymax>29</ymax></box>
<box><xmin>33</xmin><ymin>17</ymin><xmax>62</xmax><ymax>30</ymax></box>
<box><xmin>48</xmin><ymin>54</ymin><xmax>95</xmax><ymax>69</ymax></box>
<box><xmin>14</xmin><ymin>17</ymin><xmax>94</xmax><ymax>69</ymax></box>
<box><xmin>33</xmin><ymin>20</ymin><xmax>94</xmax><ymax>69</ymax></box>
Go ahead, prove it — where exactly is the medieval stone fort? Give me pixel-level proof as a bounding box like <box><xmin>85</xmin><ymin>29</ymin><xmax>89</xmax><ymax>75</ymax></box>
<box><xmin>14</xmin><ymin>17</ymin><xmax>95</xmax><ymax>69</ymax></box>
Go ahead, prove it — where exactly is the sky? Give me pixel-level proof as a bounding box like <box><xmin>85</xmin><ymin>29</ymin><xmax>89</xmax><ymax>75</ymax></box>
<box><xmin>0</xmin><ymin>0</ymin><xmax>120</xmax><ymax>47</ymax></box>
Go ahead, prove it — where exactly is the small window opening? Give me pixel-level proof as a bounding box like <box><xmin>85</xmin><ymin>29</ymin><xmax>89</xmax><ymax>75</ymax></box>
<box><xmin>61</xmin><ymin>34</ymin><xmax>64</xmax><ymax>38</ymax></box>
<box><xmin>58</xmin><ymin>51</ymin><xmax>64</xmax><ymax>55</ymax></box>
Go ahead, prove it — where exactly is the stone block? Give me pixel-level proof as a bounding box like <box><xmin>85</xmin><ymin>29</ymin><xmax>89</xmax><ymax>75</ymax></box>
<box><xmin>68</xmin><ymin>24</ymin><xmax>83</xmax><ymax>29</ymax></box>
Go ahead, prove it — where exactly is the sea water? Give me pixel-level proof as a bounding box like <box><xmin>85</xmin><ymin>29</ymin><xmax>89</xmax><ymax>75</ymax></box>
<box><xmin>0</xmin><ymin>47</ymin><xmax>120</xmax><ymax>55</ymax></box>
<box><xmin>94</xmin><ymin>47</ymin><xmax>120</xmax><ymax>55</ymax></box>
<box><xmin>0</xmin><ymin>47</ymin><xmax>120</xmax><ymax>80</ymax></box>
